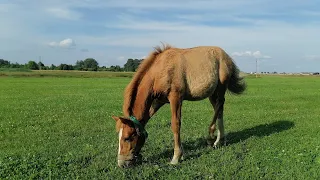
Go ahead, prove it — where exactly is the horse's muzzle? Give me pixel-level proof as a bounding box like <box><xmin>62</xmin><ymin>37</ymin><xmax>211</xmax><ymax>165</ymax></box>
<box><xmin>118</xmin><ymin>159</ymin><xmax>133</xmax><ymax>168</ymax></box>
<box><xmin>117</xmin><ymin>153</ymin><xmax>135</xmax><ymax>168</ymax></box>
<box><xmin>117</xmin><ymin>154</ymin><xmax>142</xmax><ymax>168</ymax></box>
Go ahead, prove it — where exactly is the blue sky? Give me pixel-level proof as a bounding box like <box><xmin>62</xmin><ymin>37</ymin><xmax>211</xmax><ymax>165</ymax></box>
<box><xmin>1</xmin><ymin>0</ymin><xmax>320</xmax><ymax>72</ymax></box>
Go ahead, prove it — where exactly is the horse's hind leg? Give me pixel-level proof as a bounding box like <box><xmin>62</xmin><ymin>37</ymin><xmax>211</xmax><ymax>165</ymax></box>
<box><xmin>208</xmin><ymin>84</ymin><xmax>227</xmax><ymax>147</ymax></box>
<box><xmin>207</xmin><ymin>92</ymin><xmax>218</xmax><ymax>144</ymax></box>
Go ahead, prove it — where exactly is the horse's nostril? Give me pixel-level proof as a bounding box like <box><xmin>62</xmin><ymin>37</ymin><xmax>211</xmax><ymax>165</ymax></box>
<box><xmin>125</xmin><ymin>161</ymin><xmax>132</xmax><ymax>167</ymax></box>
<box><xmin>118</xmin><ymin>160</ymin><xmax>125</xmax><ymax>168</ymax></box>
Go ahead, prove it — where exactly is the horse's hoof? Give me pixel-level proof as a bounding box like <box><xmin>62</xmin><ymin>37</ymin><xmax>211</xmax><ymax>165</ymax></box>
<box><xmin>207</xmin><ymin>136</ymin><xmax>216</xmax><ymax>146</ymax></box>
<box><xmin>170</xmin><ymin>155</ymin><xmax>183</xmax><ymax>165</ymax></box>
<box><xmin>170</xmin><ymin>159</ymin><xmax>179</xmax><ymax>165</ymax></box>
<box><xmin>213</xmin><ymin>139</ymin><xmax>227</xmax><ymax>148</ymax></box>
<box><xmin>213</xmin><ymin>144</ymin><xmax>220</xmax><ymax>149</ymax></box>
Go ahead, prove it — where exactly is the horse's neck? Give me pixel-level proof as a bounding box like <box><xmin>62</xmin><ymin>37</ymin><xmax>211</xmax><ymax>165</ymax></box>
<box><xmin>130</xmin><ymin>78</ymin><xmax>153</xmax><ymax>124</ymax></box>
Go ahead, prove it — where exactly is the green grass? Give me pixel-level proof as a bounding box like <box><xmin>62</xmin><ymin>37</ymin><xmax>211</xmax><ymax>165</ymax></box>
<box><xmin>0</xmin><ymin>68</ymin><xmax>31</xmax><ymax>72</ymax></box>
<box><xmin>0</xmin><ymin>73</ymin><xmax>319</xmax><ymax>179</ymax></box>
<box><xmin>0</xmin><ymin>70</ymin><xmax>134</xmax><ymax>78</ymax></box>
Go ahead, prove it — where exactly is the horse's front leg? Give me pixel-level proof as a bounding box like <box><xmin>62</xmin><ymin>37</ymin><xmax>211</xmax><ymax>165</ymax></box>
<box><xmin>149</xmin><ymin>99</ymin><xmax>166</xmax><ymax>117</ymax></box>
<box><xmin>168</xmin><ymin>93</ymin><xmax>183</xmax><ymax>165</ymax></box>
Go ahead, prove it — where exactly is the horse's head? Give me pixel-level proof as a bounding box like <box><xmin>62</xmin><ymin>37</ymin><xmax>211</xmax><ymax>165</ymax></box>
<box><xmin>112</xmin><ymin>115</ymin><xmax>148</xmax><ymax>168</ymax></box>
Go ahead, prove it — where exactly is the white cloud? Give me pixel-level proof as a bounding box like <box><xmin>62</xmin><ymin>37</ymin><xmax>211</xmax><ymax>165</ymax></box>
<box><xmin>0</xmin><ymin>3</ymin><xmax>16</xmax><ymax>13</ymax></box>
<box><xmin>43</xmin><ymin>0</ymin><xmax>253</xmax><ymax>10</ymax></box>
<box><xmin>107</xmin><ymin>13</ymin><xmax>193</xmax><ymax>32</ymax></box>
<box><xmin>106</xmin><ymin>20</ymin><xmax>190</xmax><ymax>31</ymax></box>
<box><xmin>48</xmin><ymin>42</ymin><xmax>58</xmax><ymax>47</ymax></box>
<box><xmin>80</xmin><ymin>48</ymin><xmax>89</xmax><ymax>52</ymax></box>
<box><xmin>300</xmin><ymin>10</ymin><xmax>320</xmax><ymax>17</ymax></box>
<box><xmin>232</xmin><ymin>51</ymin><xmax>272</xmax><ymax>59</ymax></box>
<box><xmin>1</xmin><ymin>0</ymin><xmax>320</xmax><ymax>73</ymax></box>
<box><xmin>59</xmin><ymin>38</ymin><xmax>76</xmax><ymax>48</ymax></box>
<box><xmin>303</xmin><ymin>55</ymin><xmax>320</xmax><ymax>61</ymax></box>
<box><xmin>92</xmin><ymin>10</ymin><xmax>319</xmax><ymax>50</ymax></box>
<box><xmin>232</xmin><ymin>51</ymin><xmax>253</xmax><ymax>57</ymax></box>
<box><xmin>117</xmin><ymin>56</ymin><xmax>125</xmax><ymax>61</ymax></box>
<box><xmin>46</xmin><ymin>7</ymin><xmax>82</xmax><ymax>20</ymax></box>
<box><xmin>48</xmin><ymin>38</ymin><xmax>76</xmax><ymax>49</ymax></box>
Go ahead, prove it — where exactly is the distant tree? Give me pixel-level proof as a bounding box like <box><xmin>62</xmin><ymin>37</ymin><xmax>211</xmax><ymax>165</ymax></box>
<box><xmin>124</xmin><ymin>59</ymin><xmax>134</xmax><ymax>71</ymax></box>
<box><xmin>98</xmin><ymin>66</ymin><xmax>108</xmax><ymax>71</ymax></box>
<box><xmin>27</xmin><ymin>61</ymin><xmax>39</xmax><ymax>70</ymax></box>
<box><xmin>10</xmin><ymin>63</ymin><xmax>18</xmax><ymax>68</ymax></box>
<box><xmin>108</xmin><ymin>65</ymin><xmax>123</xmax><ymax>72</ymax></box>
<box><xmin>50</xmin><ymin>64</ymin><xmax>56</xmax><ymax>70</ymax></box>
<box><xmin>75</xmin><ymin>60</ymin><xmax>85</xmax><ymax>70</ymax></box>
<box><xmin>57</xmin><ymin>64</ymin><xmax>74</xmax><ymax>70</ymax></box>
<box><xmin>38</xmin><ymin>61</ymin><xmax>44</xmax><ymax>70</ymax></box>
<box><xmin>83</xmin><ymin>58</ymin><xmax>98</xmax><ymax>71</ymax></box>
<box><xmin>0</xmin><ymin>59</ymin><xmax>10</xmax><ymax>68</ymax></box>
<box><xmin>8</xmin><ymin>62</ymin><xmax>25</xmax><ymax>68</ymax></box>
<box><xmin>123</xmin><ymin>58</ymin><xmax>143</xmax><ymax>72</ymax></box>
<box><xmin>114</xmin><ymin>65</ymin><xmax>123</xmax><ymax>72</ymax></box>
<box><xmin>133</xmin><ymin>59</ymin><xmax>142</xmax><ymax>71</ymax></box>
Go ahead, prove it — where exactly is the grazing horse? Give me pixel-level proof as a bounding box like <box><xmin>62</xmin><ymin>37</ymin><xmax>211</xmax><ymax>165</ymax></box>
<box><xmin>112</xmin><ymin>44</ymin><xmax>246</xmax><ymax>168</ymax></box>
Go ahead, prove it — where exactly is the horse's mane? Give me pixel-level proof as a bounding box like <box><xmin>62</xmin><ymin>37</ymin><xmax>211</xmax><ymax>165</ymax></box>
<box><xmin>122</xmin><ymin>43</ymin><xmax>173</xmax><ymax>117</ymax></box>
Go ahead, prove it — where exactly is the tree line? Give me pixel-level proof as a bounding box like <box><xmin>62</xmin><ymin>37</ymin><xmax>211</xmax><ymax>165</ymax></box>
<box><xmin>0</xmin><ymin>58</ymin><xmax>143</xmax><ymax>72</ymax></box>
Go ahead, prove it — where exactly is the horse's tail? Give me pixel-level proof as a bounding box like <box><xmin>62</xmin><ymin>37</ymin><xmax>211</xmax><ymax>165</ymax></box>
<box><xmin>226</xmin><ymin>55</ymin><xmax>247</xmax><ymax>95</ymax></box>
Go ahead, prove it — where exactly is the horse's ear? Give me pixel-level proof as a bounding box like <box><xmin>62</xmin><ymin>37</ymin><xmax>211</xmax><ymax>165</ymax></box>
<box><xmin>112</xmin><ymin>115</ymin><xmax>120</xmax><ymax>122</ymax></box>
<box><xmin>112</xmin><ymin>116</ymin><xmax>134</xmax><ymax>127</ymax></box>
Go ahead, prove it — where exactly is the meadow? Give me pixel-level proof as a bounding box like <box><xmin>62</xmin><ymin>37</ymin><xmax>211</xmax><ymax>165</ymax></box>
<box><xmin>0</xmin><ymin>71</ymin><xmax>319</xmax><ymax>179</ymax></box>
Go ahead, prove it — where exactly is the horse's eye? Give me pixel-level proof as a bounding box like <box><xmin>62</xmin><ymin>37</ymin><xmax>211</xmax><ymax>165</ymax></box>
<box><xmin>124</xmin><ymin>136</ymin><xmax>133</xmax><ymax>142</ymax></box>
<box><xmin>124</xmin><ymin>133</ymin><xmax>138</xmax><ymax>142</ymax></box>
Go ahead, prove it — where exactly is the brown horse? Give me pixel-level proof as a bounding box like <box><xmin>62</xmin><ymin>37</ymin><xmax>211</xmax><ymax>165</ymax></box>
<box><xmin>112</xmin><ymin>43</ymin><xmax>246</xmax><ymax>168</ymax></box>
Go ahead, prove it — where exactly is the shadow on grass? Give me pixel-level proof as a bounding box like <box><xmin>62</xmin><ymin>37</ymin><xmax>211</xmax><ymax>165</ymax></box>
<box><xmin>147</xmin><ymin>120</ymin><xmax>295</xmax><ymax>163</ymax></box>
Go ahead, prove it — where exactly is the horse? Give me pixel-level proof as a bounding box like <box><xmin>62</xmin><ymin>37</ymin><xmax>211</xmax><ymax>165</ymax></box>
<box><xmin>111</xmin><ymin>43</ymin><xmax>246</xmax><ymax>168</ymax></box>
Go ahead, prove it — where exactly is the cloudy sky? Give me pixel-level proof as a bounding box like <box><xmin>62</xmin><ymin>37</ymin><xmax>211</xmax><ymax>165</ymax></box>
<box><xmin>1</xmin><ymin>0</ymin><xmax>320</xmax><ymax>72</ymax></box>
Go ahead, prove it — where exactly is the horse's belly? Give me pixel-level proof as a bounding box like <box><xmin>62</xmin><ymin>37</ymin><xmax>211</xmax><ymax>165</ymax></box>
<box><xmin>181</xmin><ymin>52</ymin><xmax>219</xmax><ymax>101</ymax></box>
<box><xmin>184</xmin><ymin>72</ymin><xmax>218</xmax><ymax>101</ymax></box>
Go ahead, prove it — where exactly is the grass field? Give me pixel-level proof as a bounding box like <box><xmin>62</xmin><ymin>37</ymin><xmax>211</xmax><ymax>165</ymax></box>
<box><xmin>0</xmin><ymin>69</ymin><xmax>135</xmax><ymax>78</ymax></box>
<box><xmin>0</xmin><ymin>71</ymin><xmax>319</xmax><ymax>179</ymax></box>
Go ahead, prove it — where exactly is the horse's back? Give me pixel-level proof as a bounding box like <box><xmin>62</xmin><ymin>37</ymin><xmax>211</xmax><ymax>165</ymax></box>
<box><xmin>151</xmin><ymin>46</ymin><xmax>227</xmax><ymax>100</ymax></box>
